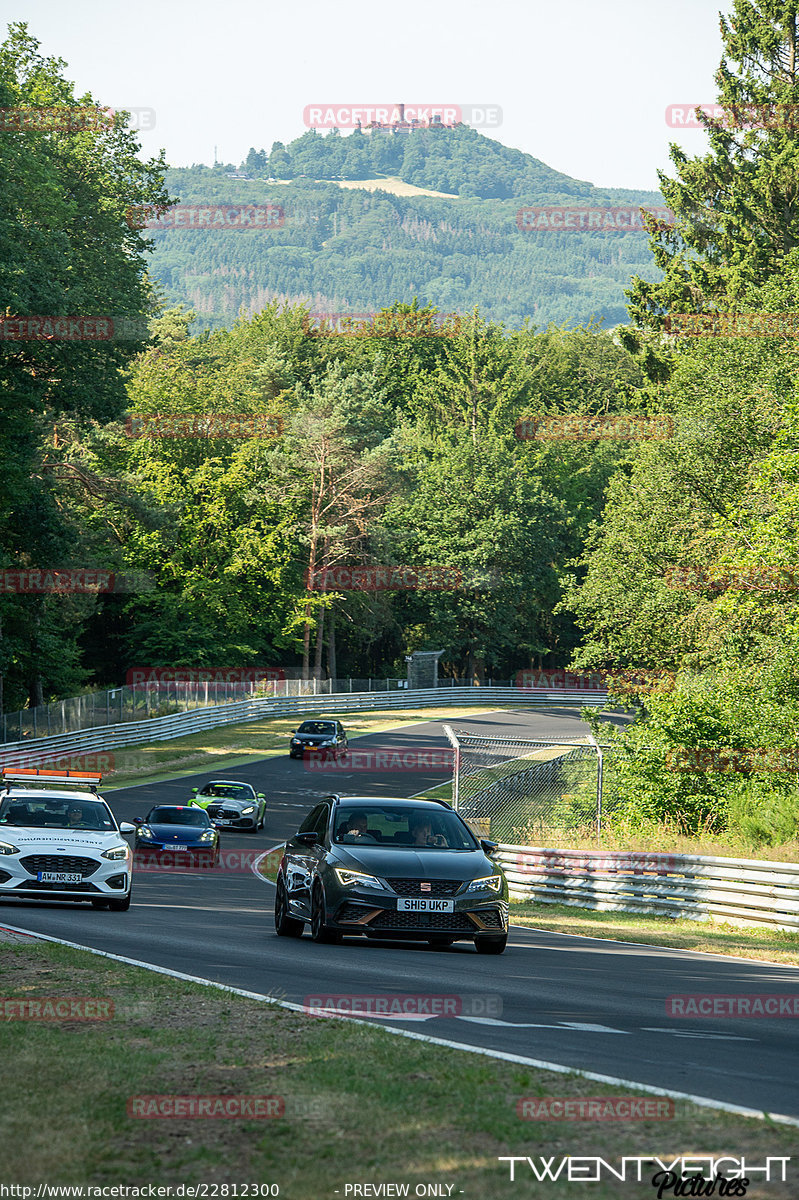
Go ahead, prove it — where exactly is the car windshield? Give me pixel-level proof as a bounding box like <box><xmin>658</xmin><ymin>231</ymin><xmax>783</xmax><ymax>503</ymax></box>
<box><xmin>0</xmin><ymin>796</ymin><xmax>115</xmax><ymax>831</ymax></box>
<box><xmin>148</xmin><ymin>807</ymin><xmax>210</xmax><ymax>826</ymax></box>
<box><xmin>333</xmin><ymin>805</ymin><xmax>477</xmax><ymax>850</ymax></box>
<box><xmin>298</xmin><ymin>722</ymin><xmax>335</xmax><ymax>735</ymax></box>
<box><xmin>201</xmin><ymin>783</ymin><xmax>252</xmax><ymax>798</ymax></box>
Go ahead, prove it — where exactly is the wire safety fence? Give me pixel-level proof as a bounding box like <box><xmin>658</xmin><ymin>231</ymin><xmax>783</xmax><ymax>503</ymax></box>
<box><xmin>443</xmin><ymin>728</ymin><xmax>619</xmax><ymax>842</ymax></box>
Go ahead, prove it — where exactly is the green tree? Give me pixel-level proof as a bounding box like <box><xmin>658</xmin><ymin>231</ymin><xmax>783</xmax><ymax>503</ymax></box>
<box><xmin>629</xmin><ymin>0</ymin><xmax>799</xmax><ymax>327</ymax></box>
<box><xmin>0</xmin><ymin>22</ymin><xmax>171</xmax><ymax>707</ymax></box>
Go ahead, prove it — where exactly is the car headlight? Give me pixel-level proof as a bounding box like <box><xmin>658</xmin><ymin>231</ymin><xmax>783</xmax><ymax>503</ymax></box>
<box><xmin>319</xmin><ymin>740</ymin><xmax>335</xmax><ymax>747</ymax></box>
<box><xmin>0</xmin><ymin>840</ymin><xmax>19</xmax><ymax>855</ymax></box>
<box><xmin>198</xmin><ymin>830</ymin><xmax>216</xmax><ymax>841</ymax></box>
<box><xmin>102</xmin><ymin>845</ymin><xmax>130</xmax><ymax>860</ymax></box>
<box><xmin>290</xmin><ymin>739</ymin><xmax>300</xmax><ymax>745</ymax></box>
<box><xmin>334</xmin><ymin>868</ymin><xmax>387</xmax><ymax>890</ymax></box>
<box><xmin>466</xmin><ymin>874</ymin><xmax>503</xmax><ymax>894</ymax></box>
<box><xmin>241</xmin><ymin>805</ymin><xmax>255</xmax><ymax>814</ymax></box>
<box><xmin>136</xmin><ymin>826</ymin><xmax>155</xmax><ymax>839</ymax></box>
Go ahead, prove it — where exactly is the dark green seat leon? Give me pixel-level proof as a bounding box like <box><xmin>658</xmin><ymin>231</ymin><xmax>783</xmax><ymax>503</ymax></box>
<box><xmin>274</xmin><ymin>795</ymin><xmax>509</xmax><ymax>953</ymax></box>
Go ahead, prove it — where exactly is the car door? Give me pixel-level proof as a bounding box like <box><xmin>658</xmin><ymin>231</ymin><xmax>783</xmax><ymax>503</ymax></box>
<box><xmin>284</xmin><ymin>803</ymin><xmax>330</xmax><ymax>918</ymax></box>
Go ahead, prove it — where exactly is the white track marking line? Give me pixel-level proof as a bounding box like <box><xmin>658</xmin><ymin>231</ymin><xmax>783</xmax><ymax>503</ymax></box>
<box><xmin>250</xmin><ymin>841</ymin><xmax>283</xmax><ymax>888</ymax></box>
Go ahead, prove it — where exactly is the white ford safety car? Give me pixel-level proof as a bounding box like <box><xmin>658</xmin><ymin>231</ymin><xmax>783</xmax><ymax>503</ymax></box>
<box><xmin>0</xmin><ymin>770</ymin><xmax>134</xmax><ymax>910</ymax></box>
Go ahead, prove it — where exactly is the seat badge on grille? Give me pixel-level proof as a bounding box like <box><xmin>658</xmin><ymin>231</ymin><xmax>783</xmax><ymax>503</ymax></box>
<box><xmin>421</xmin><ymin>882</ymin><xmax>431</xmax><ymax>892</ymax></box>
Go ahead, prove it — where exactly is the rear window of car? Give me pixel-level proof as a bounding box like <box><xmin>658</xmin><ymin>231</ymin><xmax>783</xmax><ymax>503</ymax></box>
<box><xmin>333</xmin><ymin>805</ymin><xmax>476</xmax><ymax>850</ymax></box>
<box><xmin>149</xmin><ymin>807</ymin><xmax>210</xmax><ymax>826</ymax></box>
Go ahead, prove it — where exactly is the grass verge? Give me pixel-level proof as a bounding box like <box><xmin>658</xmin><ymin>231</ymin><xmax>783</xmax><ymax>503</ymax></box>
<box><xmin>0</xmin><ymin>937</ymin><xmax>796</xmax><ymax>1198</ymax></box>
<box><xmin>511</xmin><ymin>901</ymin><xmax>799</xmax><ymax>966</ymax></box>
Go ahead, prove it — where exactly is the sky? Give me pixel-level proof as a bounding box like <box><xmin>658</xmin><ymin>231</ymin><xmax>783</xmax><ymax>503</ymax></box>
<box><xmin>7</xmin><ymin>0</ymin><xmax>734</xmax><ymax>191</ymax></box>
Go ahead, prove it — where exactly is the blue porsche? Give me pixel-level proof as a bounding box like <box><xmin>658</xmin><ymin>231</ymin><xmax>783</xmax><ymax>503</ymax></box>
<box><xmin>132</xmin><ymin>805</ymin><xmax>220</xmax><ymax>865</ymax></box>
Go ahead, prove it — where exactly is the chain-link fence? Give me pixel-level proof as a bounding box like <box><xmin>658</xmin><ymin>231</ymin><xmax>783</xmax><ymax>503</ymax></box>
<box><xmin>444</xmin><ymin>728</ymin><xmax>619</xmax><ymax>842</ymax></box>
<box><xmin>1</xmin><ymin>676</ymin><xmax>424</xmax><ymax>743</ymax></box>
<box><xmin>2</xmin><ymin>674</ymin><xmax>605</xmax><ymax>744</ymax></box>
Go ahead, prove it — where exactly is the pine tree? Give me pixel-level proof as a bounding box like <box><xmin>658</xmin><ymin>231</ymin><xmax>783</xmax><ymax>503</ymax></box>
<box><xmin>628</xmin><ymin>1</ymin><xmax>799</xmax><ymax>329</ymax></box>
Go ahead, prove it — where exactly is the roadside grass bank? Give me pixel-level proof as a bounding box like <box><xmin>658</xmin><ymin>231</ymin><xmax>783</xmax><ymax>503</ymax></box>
<box><xmin>101</xmin><ymin>705</ymin><xmax>512</xmax><ymax>789</ymax></box>
<box><xmin>0</xmin><ymin>938</ymin><xmax>795</xmax><ymax>1198</ymax></box>
<box><xmin>413</xmin><ymin>780</ymin><xmax>799</xmax><ymax>864</ymax></box>
<box><xmin>511</xmin><ymin>901</ymin><xmax>799</xmax><ymax>967</ymax></box>
<box><xmin>499</xmin><ymin>821</ymin><xmax>799</xmax><ymax>865</ymax></box>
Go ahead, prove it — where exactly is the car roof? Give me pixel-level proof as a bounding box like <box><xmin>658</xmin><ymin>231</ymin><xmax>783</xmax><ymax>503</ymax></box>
<box><xmin>203</xmin><ymin>779</ymin><xmax>251</xmax><ymax>785</ymax></box>
<box><xmin>150</xmin><ymin>805</ymin><xmax>208</xmax><ymax>816</ymax></box>
<box><xmin>328</xmin><ymin>795</ymin><xmax>452</xmax><ymax>809</ymax></box>
<box><xmin>2</xmin><ymin>787</ymin><xmax>106</xmax><ymax>803</ymax></box>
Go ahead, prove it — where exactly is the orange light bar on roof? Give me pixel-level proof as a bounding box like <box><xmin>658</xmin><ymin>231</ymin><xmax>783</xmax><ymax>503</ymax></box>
<box><xmin>1</xmin><ymin>769</ymin><xmax>103</xmax><ymax>786</ymax></box>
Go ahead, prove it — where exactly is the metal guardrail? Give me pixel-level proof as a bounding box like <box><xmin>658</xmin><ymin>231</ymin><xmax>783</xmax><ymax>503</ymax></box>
<box><xmin>0</xmin><ymin>688</ymin><xmax>610</xmax><ymax>767</ymax></box>
<box><xmin>2</xmin><ymin>674</ymin><xmax>610</xmax><ymax>743</ymax></box>
<box><xmin>496</xmin><ymin>844</ymin><xmax>799</xmax><ymax>932</ymax></box>
<box><xmin>1</xmin><ymin>675</ymin><xmax>418</xmax><ymax>743</ymax></box>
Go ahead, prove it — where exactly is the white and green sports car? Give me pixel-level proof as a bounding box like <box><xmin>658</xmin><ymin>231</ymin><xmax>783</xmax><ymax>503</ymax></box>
<box><xmin>190</xmin><ymin>780</ymin><xmax>266</xmax><ymax>832</ymax></box>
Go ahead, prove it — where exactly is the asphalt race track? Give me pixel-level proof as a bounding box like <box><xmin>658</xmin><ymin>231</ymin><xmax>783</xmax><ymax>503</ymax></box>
<box><xmin>4</xmin><ymin>707</ymin><xmax>799</xmax><ymax>1120</ymax></box>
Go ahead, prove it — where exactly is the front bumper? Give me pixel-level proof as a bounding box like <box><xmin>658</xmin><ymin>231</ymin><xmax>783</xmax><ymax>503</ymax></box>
<box><xmin>325</xmin><ymin>885</ymin><xmax>509</xmax><ymax>939</ymax></box>
<box><xmin>0</xmin><ymin>856</ymin><xmax>131</xmax><ymax>901</ymax></box>
<box><xmin>135</xmin><ymin>841</ymin><xmax>217</xmax><ymax>855</ymax></box>
<box><xmin>202</xmin><ymin>804</ymin><xmax>258</xmax><ymax>829</ymax></box>
<box><xmin>290</xmin><ymin>742</ymin><xmax>343</xmax><ymax>758</ymax></box>
<box><xmin>290</xmin><ymin>742</ymin><xmax>327</xmax><ymax>757</ymax></box>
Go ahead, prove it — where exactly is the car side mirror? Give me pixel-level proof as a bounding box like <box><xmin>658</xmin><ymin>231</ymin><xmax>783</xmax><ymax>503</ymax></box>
<box><xmin>191</xmin><ymin>788</ymin><xmax>198</xmax><ymax>795</ymax></box>
<box><xmin>257</xmin><ymin>793</ymin><xmax>265</xmax><ymax>800</ymax></box>
<box><xmin>480</xmin><ymin>838</ymin><xmax>499</xmax><ymax>855</ymax></box>
<box><xmin>120</xmin><ymin>821</ymin><xmax>136</xmax><ymax>834</ymax></box>
<box><xmin>296</xmin><ymin>830</ymin><xmax>319</xmax><ymax>846</ymax></box>
<box><xmin>132</xmin><ymin>817</ymin><xmax>143</xmax><ymax>825</ymax></box>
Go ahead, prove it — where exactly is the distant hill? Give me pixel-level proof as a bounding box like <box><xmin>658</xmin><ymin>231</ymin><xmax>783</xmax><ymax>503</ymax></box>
<box><xmin>148</xmin><ymin>126</ymin><xmax>666</xmax><ymax>331</ymax></box>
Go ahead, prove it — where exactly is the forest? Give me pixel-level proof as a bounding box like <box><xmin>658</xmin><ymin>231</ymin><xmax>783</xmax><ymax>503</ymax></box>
<box><xmin>147</xmin><ymin>134</ymin><xmax>666</xmax><ymax>331</ymax></box>
<box><xmin>5</xmin><ymin>3</ymin><xmax>799</xmax><ymax>845</ymax></box>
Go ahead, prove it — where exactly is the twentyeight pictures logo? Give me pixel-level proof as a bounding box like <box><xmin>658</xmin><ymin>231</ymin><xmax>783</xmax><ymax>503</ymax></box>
<box><xmin>497</xmin><ymin>1156</ymin><xmax>789</xmax><ymax>1183</ymax></box>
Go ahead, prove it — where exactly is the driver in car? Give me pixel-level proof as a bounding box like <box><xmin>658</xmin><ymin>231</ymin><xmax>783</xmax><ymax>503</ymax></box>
<box><xmin>409</xmin><ymin>813</ymin><xmax>446</xmax><ymax>847</ymax></box>
<box><xmin>344</xmin><ymin>813</ymin><xmax>369</xmax><ymax>837</ymax></box>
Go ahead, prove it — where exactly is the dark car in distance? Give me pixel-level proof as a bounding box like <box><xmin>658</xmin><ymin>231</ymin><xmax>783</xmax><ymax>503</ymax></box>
<box><xmin>274</xmin><ymin>795</ymin><xmax>509</xmax><ymax>953</ymax></box>
<box><xmin>288</xmin><ymin>720</ymin><xmax>348</xmax><ymax>760</ymax></box>
<box><xmin>133</xmin><ymin>805</ymin><xmax>220</xmax><ymax>864</ymax></box>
